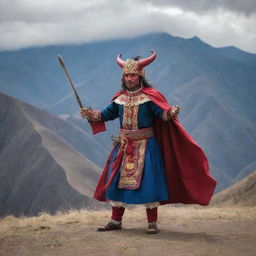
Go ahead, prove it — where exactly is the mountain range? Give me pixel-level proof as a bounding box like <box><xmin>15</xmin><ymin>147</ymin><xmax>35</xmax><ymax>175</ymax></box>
<box><xmin>1</xmin><ymin>91</ymin><xmax>255</xmax><ymax>216</ymax></box>
<box><xmin>0</xmin><ymin>32</ymin><xmax>256</xmax><ymax>195</ymax></box>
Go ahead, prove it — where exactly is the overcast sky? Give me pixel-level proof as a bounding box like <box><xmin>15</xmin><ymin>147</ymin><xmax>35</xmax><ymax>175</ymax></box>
<box><xmin>1</xmin><ymin>0</ymin><xmax>256</xmax><ymax>53</ymax></box>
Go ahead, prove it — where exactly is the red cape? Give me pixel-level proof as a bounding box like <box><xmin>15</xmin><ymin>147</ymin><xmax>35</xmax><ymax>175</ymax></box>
<box><xmin>90</xmin><ymin>87</ymin><xmax>217</xmax><ymax>205</ymax></box>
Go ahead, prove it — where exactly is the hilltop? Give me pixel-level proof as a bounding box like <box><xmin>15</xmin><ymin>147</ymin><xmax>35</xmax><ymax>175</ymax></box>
<box><xmin>1</xmin><ymin>170</ymin><xmax>256</xmax><ymax>255</ymax></box>
<box><xmin>0</xmin><ymin>205</ymin><xmax>255</xmax><ymax>256</ymax></box>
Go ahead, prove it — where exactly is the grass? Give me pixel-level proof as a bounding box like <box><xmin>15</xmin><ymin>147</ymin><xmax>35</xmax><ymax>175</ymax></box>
<box><xmin>1</xmin><ymin>205</ymin><xmax>255</xmax><ymax>239</ymax></box>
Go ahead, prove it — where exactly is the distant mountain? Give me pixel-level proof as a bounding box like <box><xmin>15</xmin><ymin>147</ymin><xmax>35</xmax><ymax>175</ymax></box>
<box><xmin>12</xmin><ymin>96</ymin><xmax>109</xmax><ymax>167</ymax></box>
<box><xmin>211</xmin><ymin>171</ymin><xmax>256</xmax><ymax>206</ymax></box>
<box><xmin>170</xmin><ymin>76</ymin><xmax>256</xmax><ymax>191</ymax></box>
<box><xmin>0</xmin><ymin>32</ymin><xmax>256</xmax><ymax>192</ymax></box>
<box><xmin>0</xmin><ymin>93</ymin><xmax>104</xmax><ymax>217</ymax></box>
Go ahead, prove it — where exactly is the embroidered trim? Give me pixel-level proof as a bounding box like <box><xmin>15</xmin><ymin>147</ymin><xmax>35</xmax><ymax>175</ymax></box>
<box><xmin>122</xmin><ymin>59</ymin><xmax>145</xmax><ymax>76</ymax></box>
<box><xmin>117</xmin><ymin>127</ymin><xmax>154</xmax><ymax>190</ymax></box>
<box><xmin>114</xmin><ymin>93</ymin><xmax>151</xmax><ymax>106</ymax></box>
<box><xmin>115</xmin><ymin>92</ymin><xmax>150</xmax><ymax>130</ymax></box>
<box><xmin>122</xmin><ymin>104</ymin><xmax>139</xmax><ymax>129</ymax></box>
<box><xmin>88</xmin><ymin>110</ymin><xmax>101</xmax><ymax>121</ymax></box>
<box><xmin>118</xmin><ymin>138</ymin><xmax>147</xmax><ymax>189</ymax></box>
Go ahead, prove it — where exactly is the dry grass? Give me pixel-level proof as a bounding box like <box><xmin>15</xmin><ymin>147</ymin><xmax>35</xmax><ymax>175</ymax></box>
<box><xmin>0</xmin><ymin>208</ymin><xmax>106</xmax><ymax>239</ymax></box>
<box><xmin>1</xmin><ymin>205</ymin><xmax>255</xmax><ymax>239</ymax></box>
<box><xmin>1</xmin><ymin>205</ymin><xmax>256</xmax><ymax>256</ymax></box>
<box><xmin>161</xmin><ymin>205</ymin><xmax>256</xmax><ymax>221</ymax></box>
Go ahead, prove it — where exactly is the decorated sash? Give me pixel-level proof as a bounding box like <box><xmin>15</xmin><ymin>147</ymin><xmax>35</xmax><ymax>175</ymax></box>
<box><xmin>118</xmin><ymin>127</ymin><xmax>154</xmax><ymax>190</ymax></box>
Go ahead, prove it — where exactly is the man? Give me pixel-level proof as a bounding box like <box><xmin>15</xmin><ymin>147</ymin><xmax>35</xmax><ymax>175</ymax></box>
<box><xmin>80</xmin><ymin>51</ymin><xmax>217</xmax><ymax>234</ymax></box>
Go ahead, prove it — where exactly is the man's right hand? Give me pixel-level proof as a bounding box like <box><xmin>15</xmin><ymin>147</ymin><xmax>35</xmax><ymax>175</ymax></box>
<box><xmin>80</xmin><ymin>107</ymin><xmax>90</xmax><ymax>119</ymax></box>
<box><xmin>80</xmin><ymin>107</ymin><xmax>101</xmax><ymax>121</ymax></box>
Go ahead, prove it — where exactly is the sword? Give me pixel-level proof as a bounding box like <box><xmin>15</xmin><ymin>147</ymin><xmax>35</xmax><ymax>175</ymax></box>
<box><xmin>57</xmin><ymin>55</ymin><xmax>84</xmax><ymax>109</ymax></box>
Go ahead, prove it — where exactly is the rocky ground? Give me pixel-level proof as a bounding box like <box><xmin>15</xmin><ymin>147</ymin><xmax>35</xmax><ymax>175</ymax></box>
<box><xmin>0</xmin><ymin>205</ymin><xmax>255</xmax><ymax>256</ymax></box>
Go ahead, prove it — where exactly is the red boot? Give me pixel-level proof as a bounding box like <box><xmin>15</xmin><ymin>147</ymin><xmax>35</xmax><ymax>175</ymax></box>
<box><xmin>146</xmin><ymin>207</ymin><xmax>159</xmax><ymax>234</ymax></box>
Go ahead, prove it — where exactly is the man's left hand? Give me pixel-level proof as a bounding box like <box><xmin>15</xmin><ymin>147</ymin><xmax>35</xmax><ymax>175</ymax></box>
<box><xmin>169</xmin><ymin>105</ymin><xmax>180</xmax><ymax>117</ymax></box>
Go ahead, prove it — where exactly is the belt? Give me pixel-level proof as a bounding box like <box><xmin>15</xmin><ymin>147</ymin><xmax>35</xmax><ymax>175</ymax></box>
<box><xmin>120</xmin><ymin>127</ymin><xmax>154</xmax><ymax>140</ymax></box>
<box><xmin>111</xmin><ymin>127</ymin><xmax>154</xmax><ymax>145</ymax></box>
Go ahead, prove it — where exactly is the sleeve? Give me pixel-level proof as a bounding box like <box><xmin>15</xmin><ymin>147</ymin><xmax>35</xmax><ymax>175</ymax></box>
<box><xmin>149</xmin><ymin>101</ymin><xmax>164</xmax><ymax>119</ymax></box>
<box><xmin>101</xmin><ymin>102</ymin><xmax>119</xmax><ymax>121</ymax></box>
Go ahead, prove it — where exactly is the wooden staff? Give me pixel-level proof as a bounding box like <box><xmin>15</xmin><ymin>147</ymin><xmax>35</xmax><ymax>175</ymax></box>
<box><xmin>57</xmin><ymin>55</ymin><xmax>84</xmax><ymax>109</ymax></box>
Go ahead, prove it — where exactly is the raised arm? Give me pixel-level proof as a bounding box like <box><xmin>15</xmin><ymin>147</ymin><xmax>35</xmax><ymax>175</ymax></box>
<box><xmin>80</xmin><ymin>102</ymin><xmax>119</xmax><ymax>122</ymax></box>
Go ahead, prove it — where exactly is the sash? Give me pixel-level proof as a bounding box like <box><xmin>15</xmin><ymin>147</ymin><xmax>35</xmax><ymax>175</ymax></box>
<box><xmin>118</xmin><ymin>127</ymin><xmax>154</xmax><ymax>190</ymax></box>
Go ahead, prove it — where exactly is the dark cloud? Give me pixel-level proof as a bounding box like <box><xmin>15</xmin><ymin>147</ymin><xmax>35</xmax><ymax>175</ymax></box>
<box><xmin>0</xmin><ymin>0</ymin><xmax>255</xmax><ymax>53</ymax></box>
<box><xmin>144</xmin><ymin>0</ymin><xmax>256</xmax><ymax>16</ymax></box>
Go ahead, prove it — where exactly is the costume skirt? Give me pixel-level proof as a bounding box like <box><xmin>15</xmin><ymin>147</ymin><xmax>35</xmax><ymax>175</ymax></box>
<box><xmin>105</xmin><ymin>137</ymin><xmax>169</xmax><ymax>204</ymax></box>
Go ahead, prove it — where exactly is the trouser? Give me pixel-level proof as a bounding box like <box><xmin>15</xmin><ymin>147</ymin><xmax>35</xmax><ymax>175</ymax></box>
<box><xmin>111</xmin><ymin>206</ymin><xmax>158</xmax><ymax>223</ymax></box>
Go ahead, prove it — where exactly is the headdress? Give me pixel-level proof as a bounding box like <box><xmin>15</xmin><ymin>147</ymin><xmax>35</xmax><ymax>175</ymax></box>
<box><xmin>116</xmin><ymin>50</ymin><xmax>156</xmax><ymax>77</ymax></box>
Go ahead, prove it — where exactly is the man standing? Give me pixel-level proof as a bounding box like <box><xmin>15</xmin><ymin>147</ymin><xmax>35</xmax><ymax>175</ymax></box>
<box><xmin>80</xmin><ymin>51</ymin><xmax>216</xmax><ymax>234</ymax></box>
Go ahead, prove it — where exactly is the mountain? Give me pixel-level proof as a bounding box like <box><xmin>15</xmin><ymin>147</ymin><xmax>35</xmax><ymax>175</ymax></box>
<box><xmin>0</xmin><ymin>93</ymin><xmax>104</xmax><ymax>217</ymax></box>
<box><xmin>170</xmin><ymin>76</ymin><xmax>256</xmax><ymax>191</ymax></box>
<box><xmin>1</xmin><ymin>33</ymin><xmax>255</xmax><ymax>122</ymax></box>
<box><xmin>0</xmin><ymin>32</ymin><xmax>256</xmax><ymax>192</ymax></box>
<box><xmin>211</xmin><ymin>171</ymin><xmax>256</xmax><ymax>206</ymax></box>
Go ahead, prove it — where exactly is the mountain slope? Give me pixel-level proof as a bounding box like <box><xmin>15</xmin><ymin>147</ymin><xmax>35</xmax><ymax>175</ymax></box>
<box><xmin>169</xmin><ymin>76</ymin><xmax>256</xmax><ymax>191</ymax></box>
<box><xmin>0</xmin><ymin>93</ymin><xmax>102</xmax><ymax>217</ymax></box>
<box><xmin>211</xmin><ymin>171</ymin><xmax>256</xmax><ymax>206</ymax></box>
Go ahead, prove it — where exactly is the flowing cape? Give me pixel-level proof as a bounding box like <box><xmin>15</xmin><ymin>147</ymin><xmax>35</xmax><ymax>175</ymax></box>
<box><xmin>90</xmin><ymin>87</ymin><xmax>217</xmax><ymax>205</ymax></box>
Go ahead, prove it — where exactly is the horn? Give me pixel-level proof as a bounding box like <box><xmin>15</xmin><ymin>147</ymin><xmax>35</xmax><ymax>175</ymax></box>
<box><xmin>116</xmin><ymin>54</ymin><xmax>125</xmax><ymax>68</ymax></box>
<box><xmin>138</xmin><ymin>50</ymin><xmax>156</xmax><ymax>69</ymax></box>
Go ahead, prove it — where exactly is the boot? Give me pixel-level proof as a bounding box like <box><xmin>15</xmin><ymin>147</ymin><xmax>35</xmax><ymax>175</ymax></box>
<box><xmin>147</xmin><ymin>222</ymin><xmax>159</xmax><ymax>234</ymax></box>
<box><xmin>97</xmin><ymin>220</ymin><xmax>122</xmax><ymax>231</ymax></box>
<box><xmin>146</xmin><ymin>207</ymin><xmax>159</xmax><ymax>234</ymax></box>
<box><xmin>97</xmin><ymin>206</ymin><xmax>125</xmax><ymax>232</ymax></box>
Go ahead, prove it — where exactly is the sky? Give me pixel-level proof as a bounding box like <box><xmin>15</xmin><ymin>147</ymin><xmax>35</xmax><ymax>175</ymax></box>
<box><xmin>1</xmin><ymin>0</ymin><xmax>256</xmax><ymax>53</ymax></box>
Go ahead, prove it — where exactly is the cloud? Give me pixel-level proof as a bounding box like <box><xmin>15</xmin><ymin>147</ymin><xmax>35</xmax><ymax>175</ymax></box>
<box><xmin>144</xmin><ymin>0</ymin><xmax>256</xmax><ymax>16</ymax></box>
<box><xmin>0</xmin><ymin>0</ymin><xmax>256</xmax><ymax>53</ymax></box>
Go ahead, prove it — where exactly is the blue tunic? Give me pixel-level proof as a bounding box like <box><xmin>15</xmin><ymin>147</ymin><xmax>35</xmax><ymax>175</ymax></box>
<box><xmin>101</xmin><ymin>100</ymin><xmax>169</xmax><ymax>204</ymax></box>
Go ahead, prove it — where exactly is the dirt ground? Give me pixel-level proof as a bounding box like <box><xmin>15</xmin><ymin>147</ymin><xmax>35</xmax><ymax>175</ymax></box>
<box><xmin>0</xmin><ymin>205</ymin><xmax>255</xmax><ymax>256</ymax></box>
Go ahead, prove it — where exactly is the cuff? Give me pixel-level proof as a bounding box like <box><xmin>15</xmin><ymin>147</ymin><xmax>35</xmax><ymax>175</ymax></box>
<box><xmin>88</xmin><ymin>110</ymin><xmax>102</xmax><ymax>121</ymax></box>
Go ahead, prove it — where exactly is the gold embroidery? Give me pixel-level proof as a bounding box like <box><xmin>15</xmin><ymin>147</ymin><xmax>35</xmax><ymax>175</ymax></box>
<box><xmin>118</xmin><ymin>138</ymin><xmax>147</xmax><ymax>190</ymax></box>
<box><xmin>114</xmin><ymin>93</ymin><xmax>151</xmax><ymax>106</ymax></box>
<box><xmin>123</xmin><ymin>104</ymin><xmax>139</xmax><ymax>129</ymax></box>
<box><xmin>122</xmin><ymin>59</ymin><xmax>145</xmax><ymax>76</ymax></box>
<box><xmin>117</xmin><ymin>128</ymin><xmax>154</xmax><ymax>190</ymax></box>
<box><xmin>114</xmin><ymin>92</ymin><xmax>151</xmax><ymax>130</ymax></box>
<box><xmin>123</xmin><ymin>59</ymin><xmax>138</xmax><ymax>74</ymax></box>
<box><xmin>90</xmin><ymin>110</ymin><xmax>101</xmax><ymax>121</ymax></box>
